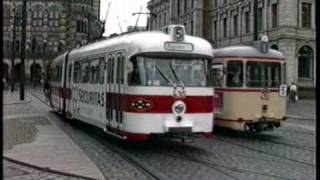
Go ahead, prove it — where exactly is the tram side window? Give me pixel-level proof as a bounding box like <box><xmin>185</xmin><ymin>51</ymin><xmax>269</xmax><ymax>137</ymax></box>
<box><xmin>98</xmin><ymin>57</ymin><xmax>105</xmax><ymax>84</ymax></box>
<box><xmin>127</xmin><ymin>56</ymin><xmax>142</xmax><ymax>85</ymax></box>
<box><xmin>226</xmin><ymin>61</ymin><xmax>243</xmax><ymax>87</ymax></box>
<box><xmin>116</xmin><ymin>54</ymin><xmax>121</xmax><ymax>84</ymax></box>
<box><xmin>81</xmin><ymin>61</ymin><xmax>90</xmax><ymax>83</ymax></box>
<box><xmin>107</xmin><ymin>56</ymin><xmax>113</xmax><ymax>83</ymax></box>
<box><xmin>210</xmin><ymin>63</ymin><xmax>224</xmax><ymax>87</ymax></box>
<box><xmin>73</xmin><ymin>62</ymin><xmax>81</xmax><ymax>83</ymax></box>
<box><xmin>246</xmin><ymin>62</ymin><xmax>281</xmax><ymax>87</ymax></box>
<box><xmin>89</xmin><ymin>59</ymin><xmax>99</xmax><ymax>84</ymax></box>
<box><xmin>121</xmin><ymin>56</ymin><xmax>125</xmax><ymax>84</ymax></box>
<box><xmin>68</xmin><ymin>65</ymin><xmax>72</xmax><ymax>83</ymax></box>
<box><xmin>53</xmin><ymin>65</ymin><xmax>62</xmax><ymax>82</ymax></box>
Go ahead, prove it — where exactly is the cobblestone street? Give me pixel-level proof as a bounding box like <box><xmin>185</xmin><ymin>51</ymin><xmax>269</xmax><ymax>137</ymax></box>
<box><xmin>3</xmin><ymin>87</ymin><xmax>316</xmax><ymax>180</ymax></box>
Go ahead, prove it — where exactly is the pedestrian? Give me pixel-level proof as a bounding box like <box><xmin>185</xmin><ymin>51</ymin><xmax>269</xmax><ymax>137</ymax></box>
<box><xmin>3</xmin><ymin>78</ymin><xmax>7</xmax><ymax>90</ymax></box>
<box><xmin>43</xmin><ymin>79</ymin><xmax>50</xmax><ymax>102</ymax></box>
<box><xmin>288</xmin><ymin>82</ymin><xmax>298</xmax><ymax>103</ymax></box>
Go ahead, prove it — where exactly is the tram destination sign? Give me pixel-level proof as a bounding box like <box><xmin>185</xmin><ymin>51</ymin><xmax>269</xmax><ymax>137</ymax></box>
<box><xmin>164</xmin><ymin>42</ymin><xmax>193</xmax><ymax>52</ymax></box>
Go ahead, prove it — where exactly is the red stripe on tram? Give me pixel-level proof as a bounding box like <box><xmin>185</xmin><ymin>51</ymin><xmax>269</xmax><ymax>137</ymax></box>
<box><xmin>106</xmin><ymin>93</ymin><xmax>214</xmax><ymax>114</ymax></box>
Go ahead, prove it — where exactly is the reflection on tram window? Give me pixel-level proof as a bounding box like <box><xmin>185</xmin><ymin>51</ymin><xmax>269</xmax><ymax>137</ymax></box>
<box><xmin>73</xmin><ymin>62</ymin><xmax>81</xmax><ymax>83</ymax></box>
<box><xmin>246</xmin><ymin>62</ymin><xmax>281</xmax><ymax>87</ymax></box>
<box><xmin>210</xmin><ymin>63</ymin><xmax>224</xmax><ymax>87</ymax></box>
<box><xmin>52</xmin><ymin>64</ymin><xmax>62</xmax><ymax>82</ymax></box>
<box><xmin>98</xmin><ymin>58</ymin><xmax>105</xmax><ymax>84</ymax></box>
<box><xmin>128</xmin><ymin>56</ymin><xmax>208</xmax><ymax>87</ymax></box>
<box><xmin>226</xmin><ymin>61</ymin><xmax>243</xmax><ymax>87</ymax></box>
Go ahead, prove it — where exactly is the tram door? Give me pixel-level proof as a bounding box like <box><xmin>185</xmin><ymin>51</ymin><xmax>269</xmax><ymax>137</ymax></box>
<box><xmin>65</xmin><ymin>63</ymin><xmax>73</xmax><ymax>117</ymax></box>
<box><xmin>115</xmin><ymin>53</ymin><xmax>124</xmax><ymax>130</ymax></box>
<box><xmin>106</xmin><ymin>55</ymin><xmax>113</xmax><ymax>128</ymax></box>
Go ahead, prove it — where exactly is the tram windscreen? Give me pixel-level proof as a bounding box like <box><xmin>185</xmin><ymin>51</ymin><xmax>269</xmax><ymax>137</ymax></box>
<box><xmin>246</xmin><ymin>62</ymin><xmax>281</xmax><ymax>87</ymax></box>
<box><xmin>128</xmin><ymin>56</ymin><xmax>208</xmax><ymax>87</ymax></box>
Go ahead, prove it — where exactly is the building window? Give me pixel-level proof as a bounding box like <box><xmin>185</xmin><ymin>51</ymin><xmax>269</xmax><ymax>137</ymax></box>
<box><xmin>213</xmin><ymin>20</ymin><xmax>217</xmax><ymax>40</ymax></box>
<box><xmin>223</xmin><ymin>0</ymin><xmax>227</xmax><ymax>4</ymax></box>
<box><xmin>77</xmin><ymin>21</ymin><xmax>87</xmax><ymax>33</ymax></box>
<box><xmin>301</xmin><ymin>3</ymin><xmax>312</xmax><ymax>28</ymax></box>
<box><xmin>233</xmin><ymin>14</ymin><xmax>238</xmax><ymax>36</ymax></box>
<box><xmin>213</xmin><ymin>0</ymin><xmax>217</xmax><ymax>7</ymax></box>
<box><xmin>298</xmin><ymin>46</ymin><xmax>313</xmax><ymax>79</ymax></box>
<box><xmin>245</xmin><ymin>11</ymin><xmax>250</xmax><ymax>33</ymax></box>
<box><xmin>270</xmin><ymin>44</ymin><xmax>278</xmax><ymax>50</ymax></box>
<box><xmin>223</xmin><ymin>17</ymin><xmax>227</xmax><ymax>38</ymax></box>
<box><xmin>177</xmin><ymin>0</ymin><xmax>180</xmax><ymax>16</ymax></box>
<box><xmin>190</xmin><ymin>20</ymin><xmax>194</xmax><ymax>35</ymax></box>
<box><xmin>272</xmin><ymin>3</ymin><xmax>278</xmax><ymax>28</ymax></box>
<box><xmin>257</xmin><ymin>8</ymin><xmax>263</xmax><ymax>31</ymax></box>
<box><xmin>3</xmin><ymin>6</ymin><xmax>11</xmax><ymax>26</ymax></box>
<box><xmin>164</xmin><ymin>12</ymin><xmax>166</xmax><ymax>25</ymax></box>
<box><xmin>184</xmin><ymin>0</ymin><xmax>187</xmax><ymax>13</ymax></box>
<box><xmin>15</xmin><ymin>40</ymin><xmax>20</xmax><ymax>53</ymax></box>
<box><xmin>191</xmin><ymin>0</ymin><xmax>194</xmax><ymax>8</ymax></box>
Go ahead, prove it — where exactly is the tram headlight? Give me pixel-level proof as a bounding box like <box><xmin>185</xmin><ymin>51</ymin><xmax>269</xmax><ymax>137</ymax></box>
<box><xmin>172</xmin><ymin>101</ymin><xmax>186</xmax><ymax>115</ymax></box>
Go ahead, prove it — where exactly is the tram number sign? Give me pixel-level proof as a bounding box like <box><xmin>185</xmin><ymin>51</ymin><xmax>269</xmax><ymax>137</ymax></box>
<box><xmin>260</xmin><ymin>88</ymin><xmax>269</xmax><ymax>100</ymax></box>
<box><xmin>279</xmin><ymin>85</ymin><xmax>287</xmax><ymax>97</ymax></box>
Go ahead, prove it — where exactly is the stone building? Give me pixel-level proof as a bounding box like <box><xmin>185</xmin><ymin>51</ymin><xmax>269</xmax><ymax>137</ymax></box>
<box><xmin>147</xmin><ymin>0</ymin><xmax>210</xmax><ymax>38</ymax></box>
<box><xmin>147</xmin><ymin>0</ymin><xmax>316</xmax><ymax>90</ymax></box>
<box><xmin>3</xmin><ymin>0</ymin><xmax>103</xmax><ymax>85</ymax></box>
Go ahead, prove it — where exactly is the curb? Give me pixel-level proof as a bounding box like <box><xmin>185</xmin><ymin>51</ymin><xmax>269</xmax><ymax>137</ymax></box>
<box><xmin>3</xmin><ymin>99</ymin><xmax>32</xmax><ymax>105</ymax></box>
<box><xmin>3</xmin><ymin>156</ymin><xmax>102</xmax><ymax>180</ymax></box>
<box><xmin>286</xmin><ymin>115</ymin><xmax>315</xmax><ymax>120</ymax></box>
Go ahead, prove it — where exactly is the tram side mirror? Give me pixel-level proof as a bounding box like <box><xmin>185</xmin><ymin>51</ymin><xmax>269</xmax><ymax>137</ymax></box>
<box><xmin>127</xmin><ymin>61</ymin><xmax>134</xmax><ymax>73</ymax></box>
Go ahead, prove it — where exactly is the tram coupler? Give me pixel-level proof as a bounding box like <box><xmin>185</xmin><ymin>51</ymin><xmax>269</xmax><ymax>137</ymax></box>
<box><xmin>244</xmin><ymin>119</ymin><xmax>274</xmax><ymax>133</ymax></box>
<box><xmin>164</xmin><ymin>133</ymin><xmax>195</xmax><ymax>143</ymax></box>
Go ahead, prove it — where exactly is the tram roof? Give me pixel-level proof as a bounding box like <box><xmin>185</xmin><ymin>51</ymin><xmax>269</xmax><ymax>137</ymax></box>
<box><xmin>213</xmin><ymin>45</ymin><xmax>285</xmax><ymax>60</ymax></box>
<box><xmin>67</xmin><ymin>31</ymin><xmax>213</xmax><ymax>60</ymax></box>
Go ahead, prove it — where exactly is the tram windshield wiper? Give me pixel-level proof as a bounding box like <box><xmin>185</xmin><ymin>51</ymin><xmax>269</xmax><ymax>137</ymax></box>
<box><xmin>155</xmin><ymin>65</ymin><xmax>176</xmax><ymax>88</ymax></box>
<box><xmin>169</xmin><ymin>62</ymin><xmax>185</xmax><ymax>89</ymax></box>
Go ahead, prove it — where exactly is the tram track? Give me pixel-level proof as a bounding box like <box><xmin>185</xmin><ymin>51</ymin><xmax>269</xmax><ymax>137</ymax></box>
<box><xmin>155</xmin><ymin>150</ymin><xmax>297</xmax><ymax>180</ymax></box>
<box><xmin>215</xmin><ymin>137</ymin><xmax>315</xmax><ymax>167</ymax></box>
<box><xmin>214</xmin><ymin>127</ymin><xmax>315</xmax><ymax>152</ymax></box>
<box><xmin>143</xmin><ymin>140</ymin><xmax>305</xmax><ymax>180</ymax></box>
<box><xmin>276</xmin><ymin>128</ymin><xmax>315</xmax><ymax>136</ymax></box>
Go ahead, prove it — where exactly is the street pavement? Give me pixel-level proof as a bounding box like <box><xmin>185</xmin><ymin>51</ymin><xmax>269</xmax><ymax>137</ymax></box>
<box><xmin>2</xmin><ymin>87</ymin><xmax>316</xmax><ymax>180</ymax></box>
<box><xmin>3</xmin><ymin>90</ymin><xmax>105</xmax><ymax>180</ymax></box>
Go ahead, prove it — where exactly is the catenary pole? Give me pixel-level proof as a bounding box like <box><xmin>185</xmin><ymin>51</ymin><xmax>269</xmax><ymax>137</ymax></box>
<box><xmin>11</xmin><ymin>1</ymin><xmax>16</xmax><ymax>92</ymax></box>
<box><xmin>19</xmin><ymin>0</ymin><xmax>27</xmax><ymax>100</ymax></box>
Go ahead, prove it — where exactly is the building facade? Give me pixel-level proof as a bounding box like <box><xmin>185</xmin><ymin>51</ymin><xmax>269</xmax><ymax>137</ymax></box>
<box><xmin>3</xmin><ymin>0</ymin><xmax>102</xmax><ymax>84</ymax></box>
<box><xmin>147</xmin><ymin>0</ymin><xmax>210</xmax><ymax>38</ymax></box>
<box><xmin>147</xmin><ymin>0</ymin><xmax>316</xmax><ymax>88</ymax></box>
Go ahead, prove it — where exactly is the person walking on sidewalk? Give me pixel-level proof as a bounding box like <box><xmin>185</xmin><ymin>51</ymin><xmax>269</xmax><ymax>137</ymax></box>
<box><xmin>43</xmin><ymin>79</ymin><xmax>51</xmax><ymax>103</ymax></box>
<box><xmin>289</xmin><ymin>82</ymin><xmax>298</xmax><ymax>103</ymax></box>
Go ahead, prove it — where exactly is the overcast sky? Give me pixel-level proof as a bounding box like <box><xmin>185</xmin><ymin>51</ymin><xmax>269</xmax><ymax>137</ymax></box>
<box><xmin>100</xmin><ymin>0</ymin><xmax>150</xmax><ymax>37</ymax></box>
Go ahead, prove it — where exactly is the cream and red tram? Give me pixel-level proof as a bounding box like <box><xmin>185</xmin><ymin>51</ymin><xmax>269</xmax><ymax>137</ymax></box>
<box><xmin>49</xmin><ymin>25</ymin><xmax>214</xmax><ymax>141</ymax></box>
<box><xmin>210</xmin><ymin>41</ymin><xmax>287</xmax><ymax>132</ymax></box>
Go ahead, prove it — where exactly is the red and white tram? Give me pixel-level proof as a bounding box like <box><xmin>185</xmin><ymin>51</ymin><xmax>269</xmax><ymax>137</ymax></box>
<box><xmin>210</xmin><ymin>38</ymin><xmax>287</xmax><ymax>132</ymax></box>
<box><xmin>49</xmin><ymin>25</ymin><xmax>214</xmax><ymax>141</ymax></box>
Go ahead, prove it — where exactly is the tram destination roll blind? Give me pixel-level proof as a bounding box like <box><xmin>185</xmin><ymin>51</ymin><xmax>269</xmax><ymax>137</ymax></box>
<box><xmin>164</xmin><ymin>42</ymin><xmax>193</xmax><ymax>51</ymax></box>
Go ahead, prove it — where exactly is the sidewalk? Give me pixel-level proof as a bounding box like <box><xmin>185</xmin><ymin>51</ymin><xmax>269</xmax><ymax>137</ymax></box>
<box><xmin>3</xmin><ymin>91</ymin><xmax>105</xmax><ymax>180</ymax></box>
<box><xmin>286</xmin><ymin>99</ymin><xmax>315</xmax><ymax>120</ymax></box>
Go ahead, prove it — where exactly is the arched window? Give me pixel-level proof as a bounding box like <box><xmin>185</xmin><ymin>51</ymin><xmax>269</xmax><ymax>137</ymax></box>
<box><xmin>270</xmin><ymin>44</ymin><xmax>278</xmax><ymax>50</ymax></box>
<box><xmin>298</xmin><ymin>46</ymin><xmax>313</xmax><ymax>79</ymax></box>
